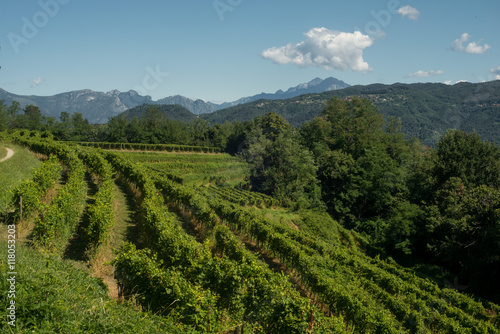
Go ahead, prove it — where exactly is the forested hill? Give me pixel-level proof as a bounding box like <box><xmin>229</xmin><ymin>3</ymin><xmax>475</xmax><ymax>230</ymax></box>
<box><xmin>202</xmin><ymin>80</ymin><xmax>500</xmax><ymax>147</ymax></box>
<box><xmin>119</xmin><ymin>104</ymin><xmax>197</xmax><ymax>122</ymax></box>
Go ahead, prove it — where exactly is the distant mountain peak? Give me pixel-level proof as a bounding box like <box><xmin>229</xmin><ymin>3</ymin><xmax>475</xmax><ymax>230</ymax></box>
<box><xmin>211</xmin><ymin>77</ymin><xmax>350</xmax><ymax>110</ymax></box>
<box><xmin>0</xmin><ymin>76</ymin><xmax>350</xmax><ymax>123</ymax></box>
<box><xmin>106</xmin><ymin>89</ymin><xmax>121</xmax><ymax>96</ymax></box>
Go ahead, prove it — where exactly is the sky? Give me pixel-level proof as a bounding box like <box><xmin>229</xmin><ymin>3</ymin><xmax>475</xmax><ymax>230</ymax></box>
<box><xmin>0</xmin><ymin>0</ymin><xmax>499</xmax><ymax>103</ymax></box>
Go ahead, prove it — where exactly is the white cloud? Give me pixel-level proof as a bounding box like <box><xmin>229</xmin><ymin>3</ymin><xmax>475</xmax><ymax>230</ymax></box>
<box><xmin>30</xmin><ymin>77</ymin><xmax>45</xmax><ymax>87</ymax></box>
<box><xmin>408</xmin><ymin>70</ymin><xmax>444</xmax><ymax>77</ymax></box>
<box><xmin>444</xmin><ymin>80</ymin><xmax>468</xmax><ymax>85</ymax></box>
<box><xmin>491</xmin><ymin>66</ymin><xmax>500</xmax><ymax>75</ymax></box>
<box><xmin>490</xmin><ymin>66</ymin><xmax>500</xmax><ymax>80</ymax></box>
<box><xmin>451</xmin><ymin>33</ymin><xmax>491</xmax><ymax>54</ymax></box>
<box><xmin>261</xmin><ymin>28</ymin><xmax>373</xmax><ymax>72</ymax></box>
<box><xmin>398</xmin><ymin>5</ymin><xmax>420</xmax><ymax>21</ymax></box>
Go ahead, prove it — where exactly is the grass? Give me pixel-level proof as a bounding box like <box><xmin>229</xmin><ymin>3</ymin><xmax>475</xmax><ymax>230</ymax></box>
<box><xmin>125</xmin><ymin>150</ymin><xmax>250</xmax><ymax>187</ymax></box>
<box><xmin>89</xmin><ymin>180</ymin><xmax>137</xmax><ymax>299</ymax></box>
<box><xmin>0</xmin><ymin>146</ymin><xmax>6</xmax><ymax>160</ymax></box>
<box><xmin>247</xmin><ymin>206</ymin><xmax>349</xmax><ymax>247</ymax></box>
<box><xmin>0</xmin><ymin>227</ymin><xmax>188</xmax><ymax>333</ymax></box>
<box><xmin>0</xmin><ymin>143</ymin><xmax>42</xmax><ymax>214</ymax></box>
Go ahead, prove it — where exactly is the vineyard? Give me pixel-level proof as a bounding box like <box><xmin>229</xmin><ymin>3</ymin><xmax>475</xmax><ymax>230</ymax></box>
<box><xmin>1</xmin><ymin>130</ymin><xmax>500</xmax><ymax>333</ymax></box>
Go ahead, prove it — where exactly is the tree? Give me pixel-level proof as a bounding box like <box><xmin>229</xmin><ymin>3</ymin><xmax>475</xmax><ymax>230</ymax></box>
<box><xmin>321</xmin><ymin>96</ymin><xmax>385</xmax><ymax>157</ymax></box>
<box><xmin>105</xmin><ymin>116</ymin><xmax>129</xmax><ymax>143</ymax></box>
<box><xmin>434</xmin><ymin>130</ymin><xmax>500</xmax><ymax>189</ymax></box>
<box><xmin>70</xmin><ymin>112</ymin><xmax>92</xmax><ymax>141</ymax></box>
<box><xmin>425</xmin><ymin>179</ymin><xmax>500</xmax><ymax>270</ymax></box>
<box><xmin>303</xmin><ymin>97</ymin><xmax>414</xmax><ymax>223</ymax></box>
<box><xmin>52</xmin><ymin>111</ymin><xmax>72</xmax><ymax>140</ymax></box>
<box><xmin>243</xmin><ymin>113</ymin><xmax>320</xmax><ymax>207</ymax></box>
<box><xmin>22</xmin><ymin>104</ymin><xmax>44</xmax><ymax>131</ymax></box>
<box><xmin>0</xmin><ymin>100</ymin><xmax>7</xmax><ymax>131</ymax></box>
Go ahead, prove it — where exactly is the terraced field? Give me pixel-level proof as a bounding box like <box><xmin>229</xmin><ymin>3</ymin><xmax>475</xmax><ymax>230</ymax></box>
<box><xmin>1</xmin><ymin>131</ymin><xmax>499</xmax><ymax>333</ymax></box>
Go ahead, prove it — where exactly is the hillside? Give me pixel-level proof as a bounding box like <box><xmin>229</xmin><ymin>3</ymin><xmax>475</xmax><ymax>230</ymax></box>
<box><xmin>118</xmin><ymin>103</ymin><xmax>197</xmax><ymax>122</ymax></box>
<box><xmin>203</xmin><ymin>80</ymin><xmax>500</xmax><ymax>146</ymax></box>
<box><xmin>2</xmin><ymin>131</ymin><xmax>499</xmax><ymax>332</ymax></box>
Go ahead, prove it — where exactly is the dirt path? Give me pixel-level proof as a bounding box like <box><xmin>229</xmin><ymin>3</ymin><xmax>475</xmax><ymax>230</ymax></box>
<box><xmin>0</xmin><ymin>147</ymin><xmax>14</xmax><ymax>162</ymax></box>
<box><xmin>90</xmin><ymin>180</ymin><xmax>137</xmax><ymax>299</ymax></box>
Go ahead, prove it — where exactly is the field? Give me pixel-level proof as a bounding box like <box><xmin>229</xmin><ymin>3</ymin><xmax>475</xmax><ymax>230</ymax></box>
<box><xmin>1</xmin><ymin>132</ymin><xmax>499</xmax><ymax>333</ymax></box>
<box><xmin>116</xmin><ymin>150</ymin><xmax>249</xmax><ymax>187</ymax></box>
<box><xmin>0</xmin><ymin>143</ymin><xmax>42</xmax><ymax>214</ymax></box>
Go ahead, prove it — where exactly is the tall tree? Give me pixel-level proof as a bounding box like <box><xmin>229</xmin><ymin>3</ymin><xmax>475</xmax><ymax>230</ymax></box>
<box><xmin>244</xmin><ymin>113</ymin><xmax>320</xmax><ymax>207</ymax></box>
<box><xmin>22</xmin><ymin>104</ymin><xmax>44</xmax><ymax>131</ymax></box>
<box><xmin>302</xmin><ymin>97</ymin><xmax>414</xmax><ymax>223</ymax></box>
<box><xmin>434</xmin><ymin>130</ymin><xmax>500</xmax><ymax>189</ymax></box>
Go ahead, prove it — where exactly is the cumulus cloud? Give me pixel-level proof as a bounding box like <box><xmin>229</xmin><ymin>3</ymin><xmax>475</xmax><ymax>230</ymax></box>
<box><xmin>398</xmin><ymin>5</ymin><xmax>420</xmax><ymax>21</ymax></box>
<box><xmin>490</xmin><ymin>66</ymin><xmax>500</xmax><ymax>80</ymax></box>
<box><xmin>30</xmin><ymin>77</ymin><xmax>45</xmax><ymax>87</ymax></box>
<box><xmin>451</xmin><ymin>33</ymin><xmax>491</xmax><ymax>54</ymax></box>
<box><xmin>408</xmin><ymin>70</ymin><xmax>444</xmax><ymax>78</ymax></box>
<box><xmin>444</xmin><ymin>80</ymin><xmax>468</xmax><ymax>85</ymax></box>
<box><xmin>261</xmin><ymin>28</ymin><xmax>373</xmax><ymax>72</ymax></box>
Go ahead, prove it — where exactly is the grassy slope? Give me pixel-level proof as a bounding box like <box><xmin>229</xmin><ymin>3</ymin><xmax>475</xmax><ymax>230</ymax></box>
<box><xmin>0</xmin><ymin>236</ymin><xmax>187</xmax><ymax>333</ymax></box>
<box><xmin>0</xmin><ymin>143</ymin><xmax>42</xmax><ymax>214</ymax></box>
<box><xmin>0</xmin><ymin>142</ymin><xmax>188</xmax><ymax>332</ymax></box>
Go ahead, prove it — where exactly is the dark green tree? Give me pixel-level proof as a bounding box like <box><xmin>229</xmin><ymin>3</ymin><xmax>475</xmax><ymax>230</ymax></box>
<box><xmin>21</xmin><ymin>104</ymin><xmax>44</xmax><ymax>131</ymax></box>
<box><xmin>244</xmin><ymin>113</ymin><xmax>320</xmax><ymax>207</ymax></box>
<box><xmin>302</xmin><ymin>97</ymin><xmax>415</xmax><ymax>225</ymax></box>
<box><xmin>0</xmin><ymin>100</ymin><xmax>7</xmax><ymax>131</ymax></box>
<box><xmin>434</xmin><ymin>130</ymin><xmax>500</xmax><ymax>189</ymax></box>
<box><xmin>71</xmin><ymin>113</ymin><xmax>92</xmax><ymax>141</ymax></box>
<box><xmin>105</xmin><ymin>116</ymin><xmax>129</xmax><ymax>143</ymax></box>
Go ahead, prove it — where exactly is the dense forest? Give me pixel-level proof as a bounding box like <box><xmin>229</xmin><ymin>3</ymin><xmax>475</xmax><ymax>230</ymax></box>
<box><xmin>1</xmin><ymin>96</ymin><xmax>500</xmax><ymax>304</ymax></box>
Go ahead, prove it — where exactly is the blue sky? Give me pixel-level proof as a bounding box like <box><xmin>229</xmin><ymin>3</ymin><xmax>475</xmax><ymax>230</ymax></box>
<box><xmin>1</xmin><ymin>0</ymin><xmax>499</xmax><ymax>103</ymax></box>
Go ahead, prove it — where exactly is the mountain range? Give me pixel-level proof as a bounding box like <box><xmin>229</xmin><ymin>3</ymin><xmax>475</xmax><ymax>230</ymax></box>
<box><xmin>0</xmin><ymin>77</ymin><xmax>350</xmax><ymax>123</ymax></box>
<box><xmin>208</xmin><ymin>77</ymin><xmax>350</xmax><ymax>110</ymax></box>
<box><xmin>202</xmin><ymin>80</ymin><xmax>500</xmax><ymax>147</ymax></box>
<box><xmin>2</xmin><ymin>78</ymin><xmax>499</xmax><ymax>147</ymax></box>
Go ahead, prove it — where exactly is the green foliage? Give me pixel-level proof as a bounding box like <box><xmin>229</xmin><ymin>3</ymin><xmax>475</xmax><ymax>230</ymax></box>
<box><xmin>80</xmin><ymin>141</ymin><xmax>221</xmax><ymax>153</ymax></box>
<box><xmin>0</xmin><ymin>242</ymin><xmax>185</xmax><ymax>333</ymax></box>
<box><xmin>304</xmin><ymin>97</ymin><xmax>415</xmax><ymax>223</ymax></box>
<box><xmin>301</xmin><ymin>98</ymin><xmax>500</xmax><ymax>304</ymax></box>
<box><xmin>243</xmin><ymin>113</ymin><xmax>321</xmax><ymax>207</ymax></box>
<box><xmin>203</xmin><ymin>80</ymin><xmax>500</xmax><ymax>147</ymax></box>
<box><xmin>108</xmin><ymin>151</ymin><xmax>332</xmax><ymax>333</ymax></box>
<box><xmin>11</xmin><ymin>154</ymin><xmax>61</xmax><ymax>220</ymax></box>
<box><xmin>52</xmin><ymin>111</ymin><xmax>94</xmax><ymax>141</ymax></box>
<box><xmin>434</xmin><ymin>130</ymin><xmax>500</xmax><ymax>189</ymax></box>
<box><xmin>5</xmin><ymin>127</ymin><xmax>500</xmax><ymax>332</ymax></box>
<box><xmin>11</xmin><ymin>133</ymin><xmax>87</xmax><ymax>249</ymax></box>
<box><xmin>79</xmin><ymin>149</ymin><xmax>116</xmax><ymax>256</ymax></box>
<box><xmin>425</xmin><ymin>180</ymin><xmax>500</xmax><ymax>276</ymax></box>
<box><xmin>0</xmin><ymin>141</ymin><xmax>43</xmax><ymax>214</ymax></box>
